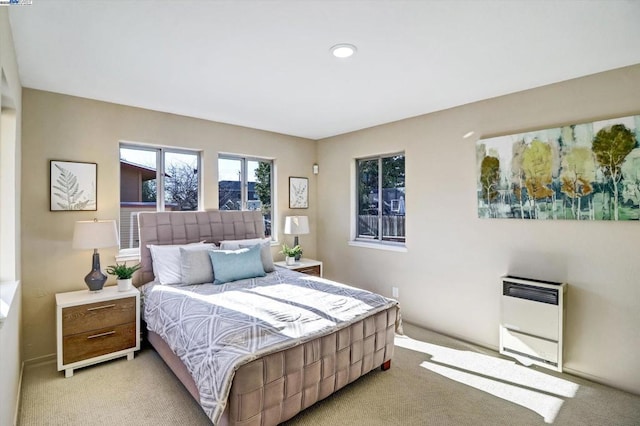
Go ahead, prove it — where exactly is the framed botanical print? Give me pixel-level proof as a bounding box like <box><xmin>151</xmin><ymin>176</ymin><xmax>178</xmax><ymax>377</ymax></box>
<box><xmin>289</xmin><ymin>176</ymin><xmax>308</xmax><ymax>209</ymax></box>
<box><xmin>50</xmin><ymin>160</ymin><xmax>97</xmax><ymax>211</ymax></box>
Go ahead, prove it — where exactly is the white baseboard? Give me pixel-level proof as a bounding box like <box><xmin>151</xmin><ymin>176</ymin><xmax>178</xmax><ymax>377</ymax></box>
<box><xmin>405</xmin><ymin>321</ymin><xmax>640</xmax><ymax>396</ymax></box>
<box><xmin>13</xmin><ymin>362</ymin><xmax>23</xmax><ymax>426</ymax></box>
<box><xmin>23</xmin><ymin>353</ymin><xmax>56</xmax><ymax>367</ymax></box>
<box><xmin>562</xmin><ymin>367</ymin><xmax>639</xmax><ymax>396</ymax></box>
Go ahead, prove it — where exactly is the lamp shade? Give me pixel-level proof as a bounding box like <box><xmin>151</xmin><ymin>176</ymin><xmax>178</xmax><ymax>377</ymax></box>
<box><xmin>72</xmin><ymin>219</ymin><xmax>119</xmax><ymax>250</ymax></box>
<box><xmin>284</xmin><ymin>216</ymin><xmax>309</xmax><ymax>235</ymax></box>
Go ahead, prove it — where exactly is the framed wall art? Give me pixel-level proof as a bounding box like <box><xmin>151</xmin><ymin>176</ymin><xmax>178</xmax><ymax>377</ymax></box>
<box><xmin>50</xmin><ymin>160</ymin><xmax>97</xmax><ymax>211</ymax></box>
<box><xmin>289</xmin><ymin>176</ymin><xmax>308</xmax><ymax>209</ymax></box>
<box><xmin>476</xmin><ymin>114</ymin><xmax>640</xmax><ymax>221</ymax></box>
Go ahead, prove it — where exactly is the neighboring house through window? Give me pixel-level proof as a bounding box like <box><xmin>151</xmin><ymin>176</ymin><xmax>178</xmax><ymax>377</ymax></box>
<box><xmin>218</xmin><ymin>155</ymin><xmax>273</xmax><ymax>237</ymax></box>
<box><xmin>119</xmin><ymin>144</ymin><xmax>201</xmax><ymax>249</ymax></box>
<box><xmin>356</xmin><ymin>153</ymin><xmax>405</xmax><ymax>245</ymax></box>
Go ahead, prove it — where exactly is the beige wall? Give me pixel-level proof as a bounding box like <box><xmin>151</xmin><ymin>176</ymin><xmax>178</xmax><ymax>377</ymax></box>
<box><xmin>16</xmin><ymin>37</ymin><xmax>640</xmax><ymax>398</ymax></box>
<box><xmin>20</xmin><ymin>89</ymin><xmax>318</xmax><ymax>360</ymax></box>
<box><xmin>317</xmin><ymin>64</ymin><xmax>640</xmax><ymax>394</ymax></box>
<box><xmin>0</xmin><ymin>7</ymin><xmax>23</xmax><ymax>426</ymax></box>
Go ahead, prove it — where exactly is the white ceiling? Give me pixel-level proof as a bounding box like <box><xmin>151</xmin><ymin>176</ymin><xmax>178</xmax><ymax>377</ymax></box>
<box><xmin>8</xmin><ymin>1</ymin><xmax>640</xmax><ymax>140</ymax></box>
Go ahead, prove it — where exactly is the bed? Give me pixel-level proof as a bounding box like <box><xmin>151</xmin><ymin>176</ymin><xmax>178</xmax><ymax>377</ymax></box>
<box><xmin>136</xmin><ymin>210</ymin><xmax>399</xmax><ymax>426</ymax></box>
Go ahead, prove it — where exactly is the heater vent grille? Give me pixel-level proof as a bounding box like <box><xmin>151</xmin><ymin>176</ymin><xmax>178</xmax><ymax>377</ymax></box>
<box><xmin>503</xmin><ymin>281</ymin><xmax>559</xmax><ymax>305</ymax></box>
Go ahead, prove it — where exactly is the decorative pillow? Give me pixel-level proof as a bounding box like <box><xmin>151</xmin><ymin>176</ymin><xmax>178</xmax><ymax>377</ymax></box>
<box><xmin>148</xmin><ymin>242</ymin><xmax>213</xmax><ymax>285</ymax></box>
<box><xmin>180</xmin><ymin>246</ymin><xmax>216</xmax><ymax>285</ymax></box>
<box><xmin>209</xmin><ymin>244</ymin><xmax>266</xmax><ymax>284</ymax></box>
<box><xmin>221</xmin><ymin>238</ymin><xmax>274</xmax><ymax>273</ymax></box>
<box><xmin>238</xmin><ymin>241</ymin><xmax>275</xmax><ymax>273</ymax></box>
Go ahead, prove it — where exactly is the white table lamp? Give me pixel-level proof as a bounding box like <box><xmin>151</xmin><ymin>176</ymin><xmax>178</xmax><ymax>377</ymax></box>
<box><xmin>284</xmin><ymin>216</ymin><xmax>309</xmax><ymax>260</ymax></box>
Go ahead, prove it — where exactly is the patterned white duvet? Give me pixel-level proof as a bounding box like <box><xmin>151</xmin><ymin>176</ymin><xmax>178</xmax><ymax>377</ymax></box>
<box><xmin>141</xmin><ymin>267</ymin><xmax>397</xmax><ymax>425</ymax></box>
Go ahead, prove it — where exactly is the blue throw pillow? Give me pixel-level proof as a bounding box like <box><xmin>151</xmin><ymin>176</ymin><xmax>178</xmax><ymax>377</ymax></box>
<box><xmin>209</xmin><ymin>244</ymin><xmax>266</xmax><ymax>284</ymax></box>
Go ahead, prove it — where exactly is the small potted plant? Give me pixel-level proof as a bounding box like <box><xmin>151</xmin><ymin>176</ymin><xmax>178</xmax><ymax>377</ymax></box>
<box><xmin>281</xmin><ymin>244</ymin><xmax>302</xmax><ymax>265</ymax></box>
<box><xmin>106</xmin><ymin>262</ymin><xmax>141</xmax><ymax>292</ymax></box>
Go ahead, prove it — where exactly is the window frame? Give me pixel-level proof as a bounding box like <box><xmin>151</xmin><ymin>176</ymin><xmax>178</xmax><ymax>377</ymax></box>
<box><xmin>218</xmin><ymin>154</ymin><xmax>275</xmax><ymax>239</ymax></box>
<box><xmin>118</xmin><ymin>142</ymin><xmax>202</xmax><ymax>254</ymax></box>
<box><xmin>353</xmin><ymin>152</ymin><xmax>406</xmax><ymax>249</ymax></box>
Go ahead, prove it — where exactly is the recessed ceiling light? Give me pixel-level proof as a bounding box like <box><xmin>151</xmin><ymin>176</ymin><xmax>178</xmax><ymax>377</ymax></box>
<box><xmin>463</xmin><ymin>131</ymin><xmax>476</xmax><ymax>139</ymax></box>
<box><xmin>330</xmin><ymin>43</ymin><xmax>357</xmax><ymax>59</ymax></box>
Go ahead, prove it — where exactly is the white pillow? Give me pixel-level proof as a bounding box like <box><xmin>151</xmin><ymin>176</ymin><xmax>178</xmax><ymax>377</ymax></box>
<box><xmin>221</xmin><ymin>238</ymin><xmax>274</xmax><ymax>272</ymax></box>
<box><xmin>148</xmin><ymin>242</ymin><xmax>214</xmax><ymax>285</ymax></box>
<box><xmin>219</xmin><ymin>237</ymin><xmax>269</xmax><ymax>250</ymax></box>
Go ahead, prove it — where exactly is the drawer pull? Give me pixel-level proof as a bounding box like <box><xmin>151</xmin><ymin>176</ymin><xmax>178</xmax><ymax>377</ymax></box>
<box><xmin>87</xmin><ymin>330</ymin><xmax>116</xmax><ymax>339</ymax></box>
<box><xmin>86</xmin><ymin>303</ymin><xmax>116</xmax><ymax>311</ymax></box>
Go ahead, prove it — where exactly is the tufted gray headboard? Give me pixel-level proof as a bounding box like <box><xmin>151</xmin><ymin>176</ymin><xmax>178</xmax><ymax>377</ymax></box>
<box><xmin>136</xmin><ymin>210</ymin><xmax>265</xmax><ymax>286</ymax></box>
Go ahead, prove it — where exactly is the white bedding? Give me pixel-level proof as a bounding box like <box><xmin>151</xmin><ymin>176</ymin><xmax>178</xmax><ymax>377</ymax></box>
<box><xmin>141</xmin><ymin>267</ymin><xmax>398</xmax><ymax>425</ymax></box>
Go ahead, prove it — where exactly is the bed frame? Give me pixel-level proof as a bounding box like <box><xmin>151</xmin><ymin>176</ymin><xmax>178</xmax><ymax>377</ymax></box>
<box><xmin>137</xmin><ymin>211</ymin><xmax>397</xmax><ymax>426</ymax></box>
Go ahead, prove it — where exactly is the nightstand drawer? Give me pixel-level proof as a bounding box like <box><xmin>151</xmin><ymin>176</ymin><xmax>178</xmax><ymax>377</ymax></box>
<box><xmin>296</xmin><ymin>265</ymin><xmax>321</xmax><ymax>276</ymax></box>
<box><xmin>63</xmin><ymin>322</ymin><xmax>136</xmax><ymax>365</ymax></box>
<box><xmin>62</xmin><ymin>296</ymin><xmax>136</xmax><ymax>336</ymax></box>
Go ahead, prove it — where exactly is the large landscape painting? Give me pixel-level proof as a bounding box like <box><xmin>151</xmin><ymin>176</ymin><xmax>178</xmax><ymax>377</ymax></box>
<box><xmin>477</xmin><ymin>115</ymin><xmax>640</xmax><ymax>220</ymax></box>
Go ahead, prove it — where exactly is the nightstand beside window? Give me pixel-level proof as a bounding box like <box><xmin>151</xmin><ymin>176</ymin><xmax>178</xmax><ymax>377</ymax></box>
<box><xmin>56</xmin><ymin>286</ymin><xmax>140</xmax><ymax>378</ymax></box>
<box><xmin>274</xmin><ymin>258</ymin><xmax>323</xmax><ymax>277</ymax></box>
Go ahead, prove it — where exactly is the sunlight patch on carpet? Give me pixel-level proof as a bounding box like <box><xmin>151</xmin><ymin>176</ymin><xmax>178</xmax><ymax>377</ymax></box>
<box><xmin>395</xmin><ymin>334</ymin><xmax>580</xmax><ymax>424</ymax></box>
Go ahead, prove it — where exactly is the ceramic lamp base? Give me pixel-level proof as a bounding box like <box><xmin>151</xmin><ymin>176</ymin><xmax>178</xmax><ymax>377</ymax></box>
<box><xmin>293</xmin><ymin>236</ymin><xmax>302</xmax><ymax>261</ymax></box>
<box><xmin>85</xmin><ymin>252</ymin><xmax>107</xmax><ymax>292</ymax></box>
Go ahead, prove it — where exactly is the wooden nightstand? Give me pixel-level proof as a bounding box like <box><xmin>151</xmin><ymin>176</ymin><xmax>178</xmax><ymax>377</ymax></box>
<box><xmin>274</xmin><ymin>258</ymin><xmax>323</xmax><ymax>277</ymax></box>
<box><xmin>56</xmin><ymin>286</ymin><xmax>140</xmax><ymax>378</ymax></box>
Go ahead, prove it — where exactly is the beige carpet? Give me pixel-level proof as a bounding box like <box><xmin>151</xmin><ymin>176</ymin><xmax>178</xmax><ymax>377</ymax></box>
<box><xmin>19</xmin><ymin>323</ymin><xmax>640</xmax><ymax>425</ymax></box>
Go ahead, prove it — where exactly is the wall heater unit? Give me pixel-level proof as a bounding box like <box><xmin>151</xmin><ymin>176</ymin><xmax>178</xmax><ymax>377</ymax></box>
<box><xmin>500</xmin><ymin>276</ymin><xmax>567</xmax><ymax>372</ymax></box>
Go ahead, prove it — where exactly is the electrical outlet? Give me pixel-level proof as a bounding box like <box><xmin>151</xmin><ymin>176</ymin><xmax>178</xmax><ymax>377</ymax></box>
<box><xmin>392</xmin><ymin>286</ymin><xmax>399</xmax><ymax>298</ymax></box>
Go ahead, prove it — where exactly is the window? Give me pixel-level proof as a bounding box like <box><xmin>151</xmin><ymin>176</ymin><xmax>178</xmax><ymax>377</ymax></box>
<box><xmin>119</xmin><ymin>144</ymin><xmax>200</xmax><ymax>249</ymax></box>
<box><xmin>1</xmin><ymin>102</ymin><xmax>18</xmax><ymax>280</ymax></box>
<box><xmin>356</xmin><ymin>153</ymin><xmax>405</xmax><ymax>244</ymax></box>
<box><xmin>218</xmin><ymin>155</ymin><xmax>273</xmax><ymax>237</ymax></box>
